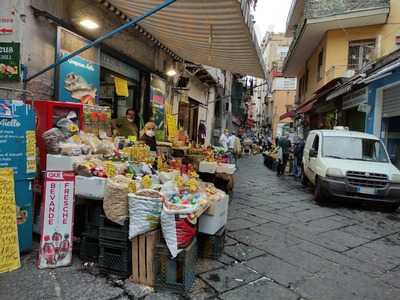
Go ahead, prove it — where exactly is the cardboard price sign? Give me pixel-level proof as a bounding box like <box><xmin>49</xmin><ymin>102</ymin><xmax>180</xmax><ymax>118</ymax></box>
<box><xmin>0</xmin><ymin>168</ymin><xmax>21</xmax><ymax>273</ymax></box>
<box><xmin>38</xmin><ymin>171</ymin><xmax>75</xmax><ymax>269</ymax></box>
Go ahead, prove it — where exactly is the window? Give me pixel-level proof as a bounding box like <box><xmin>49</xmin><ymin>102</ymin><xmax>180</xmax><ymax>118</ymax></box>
<box><xmin>317</xmin><ymin>50</ymin><xmax>324</xmax><ymax>81</ymax></box>
<box><xmin>348</xmin><ymin>39</ymin><xmax>376</xmax><ymax>71</ymax></box>
<box><xmin>312</xmin><ymin>135</ymin><xmax>319</xmax><ymax>153</ymax></box>
<box><xmin>298</xmin><ymin>69</ymin><xmax>309</xmax><ymax>101</ymax></box>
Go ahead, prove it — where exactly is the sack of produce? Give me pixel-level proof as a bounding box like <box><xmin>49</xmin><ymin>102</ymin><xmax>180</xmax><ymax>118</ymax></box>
<box><xmin>42</xmin><ymin>128</ymin><xmax>66</xmax><ymax>154</ymax></box>
<box><xmin>128</xmin><ymin>190</ymin><xmax>163</xmax><ymax>239</ymax></box>
<box><xmin>103</xmin><ymin>175</ymin><xmax>130</xmax><ymax>225</ymax></box>
<box><xmin>161</xmin><ymin>209</ymin><xmax>197</xmax><ymax>258</ymax></box>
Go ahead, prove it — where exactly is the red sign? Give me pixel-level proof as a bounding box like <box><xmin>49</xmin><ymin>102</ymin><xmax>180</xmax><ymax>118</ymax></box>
<box><xmin>38</xmin><ymin>172</ymin><xmax>75</xmax><ymax>269</ymax></box>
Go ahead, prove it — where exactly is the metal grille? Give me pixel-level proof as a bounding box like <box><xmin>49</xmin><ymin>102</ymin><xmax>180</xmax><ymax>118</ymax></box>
<box><xmin>346</xmin><ymin>171</ymin><xmax>388</xmax><ymax>188</ymax></box>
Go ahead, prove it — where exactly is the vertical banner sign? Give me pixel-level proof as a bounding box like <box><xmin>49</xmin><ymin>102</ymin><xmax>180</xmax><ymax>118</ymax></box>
<box><xmin>0</xmin><ymin>42</ymin><xmax>20</xmax><ymax>81</ymax></box>
<box><xmin>26</xmin><ymin>130</ymin><xmax>36</xmax><ymax>174</ymax></box>
<box><xmin>38</xmin><ymin>172</ymin><xmax>75</xmax><ymax>269</ymax></box>
<box><xmin>150</xmin><ymin>74</ymin><xmax>167</xmax><ymax>141</ymax></box>
<box><xmin>0</xmin><ymin>168</ymin><xmax>20</xmax><ymax>273</ymax></box>
<box><xmin>57</xmin><ymin>27</ymin><xmax>100</xmax><ymax>105</ymax></box>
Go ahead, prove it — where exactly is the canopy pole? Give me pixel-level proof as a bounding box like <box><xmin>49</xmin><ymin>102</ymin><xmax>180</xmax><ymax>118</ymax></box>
<box><xmin>24</xmin><ymin>0</ymin><xmax>177</xmax><ymax>82</ymax></box>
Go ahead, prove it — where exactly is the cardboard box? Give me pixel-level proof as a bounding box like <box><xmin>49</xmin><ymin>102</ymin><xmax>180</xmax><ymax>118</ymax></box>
<box><xmin>46</xmin><ymin>154</ymin><xmax>83</xmax><ymax>171</ymax></box>
<box><xmin>75</xmin><ymin>176</ymin><xmax>106</xmax><ymax>200</ymax></box>
<box><xmin>199</xmin><ymin>195</ymin><xmax>229</xmax><ymax>234</ymax></box>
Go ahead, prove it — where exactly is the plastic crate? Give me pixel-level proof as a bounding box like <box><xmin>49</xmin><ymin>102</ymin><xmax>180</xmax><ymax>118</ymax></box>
<box><xmin>155</xmin><ymin>238</ymin><xmax>197</xmax><ymax>293</ymax></box>
<box><xmin>85</xmin><ymin>202</ymin><xmax>103</xmax><ymax>227</ymax></box>
<box><xmin>82</xmin><ymin>223</ymin><xmax>99</xmax><ymax>239</ymax></box>
<box><xmin>130</xmin><ymin>229</ymin><xmax>160</xmax><ymax>286</ymax></box>
<box><xmin>99</xmin><ymin>239</ymin><xmax>131</xmax><ymax>277</ymax></box>
<box><xmin>80</xmin><ymin>235</ymin><xmax>99</xmax><ymax>261</ymax></box>
<box><xmin>99</xmin><ymin>215</ymin><xmax>129</xmax><ymax>242</ymax></box>
<box><xmin>198</xmin><ymin>227</ymin><xmax>225</xmax><ymax>259</ymax></box>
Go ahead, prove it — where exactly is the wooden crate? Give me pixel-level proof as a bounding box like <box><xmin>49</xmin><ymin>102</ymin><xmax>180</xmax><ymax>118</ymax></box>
<box><xmin>130</xmin><ymin>229</ymin><xmax>160</xmax><ymax>286</ymax></box>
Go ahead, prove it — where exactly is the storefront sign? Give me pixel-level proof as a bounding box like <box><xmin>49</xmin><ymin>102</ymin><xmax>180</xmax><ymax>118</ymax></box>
<box><xmin>57</xmin><ymin>27</ymin><xmax>100</xmax><ymax>105</ymax></box>
<box><xmin>101</xmin><ymin>53</ymin><xmax>139</xmax><ymax>81</ymax></box>
<box><xmin>0</xmin><ymin>42</ymin><xmax>20</xmax><ymax>81</ymax></box>
<box><xmin>38</xmin><ymin>172</ymin><xmax>75</xmax><ymax>269</ymax></box>
<box><xmin>0</xmin><ymin>1</ymin><xmax>22</xmax><ymax>40</ymax></box>
<box><xmin>0</xmin><ymin>168</ymin><xmax>20</xmax><ymax>273</ymax></box>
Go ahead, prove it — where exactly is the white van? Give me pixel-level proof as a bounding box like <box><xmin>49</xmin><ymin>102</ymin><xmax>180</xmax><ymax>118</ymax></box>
<box><xmin>302</xmin><ymin>128</ymin><xmax>400</xmax><ymax>210</ymax></box>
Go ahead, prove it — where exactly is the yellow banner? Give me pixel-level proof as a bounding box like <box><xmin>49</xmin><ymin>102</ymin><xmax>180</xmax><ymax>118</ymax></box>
<box><xmin>114</xmin><ymin>77</ymin><xmax>129</xmax><ymax>97</ymax></box>
<box><xmin>26</xmin><ymin>131</ymin><xmax>36</xmax><ymax>174</ymax></box>
<box><xmin>0</xmin><ymin>168</ymin><xmax>21</xmax><ymax>273</ymax></box>
<box><xmin>166</xmin><ymin>114</ymin><xmax>177</xmax><ymax>140</ymax></box>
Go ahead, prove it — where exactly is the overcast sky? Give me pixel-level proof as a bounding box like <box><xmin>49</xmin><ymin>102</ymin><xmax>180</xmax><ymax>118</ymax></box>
<box><xmin>254</xmin><ymin>0</ymin><xmax>293</xmax><ymax>41</ymax></box>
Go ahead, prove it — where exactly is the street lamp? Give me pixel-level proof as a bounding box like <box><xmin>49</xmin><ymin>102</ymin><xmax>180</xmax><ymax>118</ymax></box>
<box><xmin>79</xmin><ymin>19</ymin><xmax>99</xmax><ymax>30</ymax></box>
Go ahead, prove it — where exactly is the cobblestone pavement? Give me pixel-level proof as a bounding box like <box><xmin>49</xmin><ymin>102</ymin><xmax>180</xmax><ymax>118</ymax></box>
<box><xmin>2</xmin><ymin>155</ymin><xmax>400</xmax><ymax>299</ymax></box>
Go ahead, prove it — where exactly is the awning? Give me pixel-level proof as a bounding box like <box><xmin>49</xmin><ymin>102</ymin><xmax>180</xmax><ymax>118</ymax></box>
<box><xmin>280</xmin><ymin>111</ymin><xmax>295</xmax><ymax>121</ymax></box>
<box><xmin>297</xmin><ymin>100</ymin><xmax>317</xmax><ymax>114</ymax></box>
<box><xmin>106</xmin><ymin>0</ymin><xmax>266</xmax><ymax>78</ymax></box>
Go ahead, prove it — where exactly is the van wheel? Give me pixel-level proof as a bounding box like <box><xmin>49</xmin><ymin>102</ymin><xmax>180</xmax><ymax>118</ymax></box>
<box><xmin>314</xmin><ymin>177</ymin><xmax>326</xmax><ymax>204</ymax></box>
<box><xmin>386</xmin><ymin>203</ymin><xmax>400</xmax><ymax>212</ymax></box>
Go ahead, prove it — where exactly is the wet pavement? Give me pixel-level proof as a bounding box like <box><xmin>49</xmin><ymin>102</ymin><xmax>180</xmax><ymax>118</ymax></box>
<box><xmin>2</xmin><ymin>155</ymin><xmax>400</xmax><ymax>299</ymax></box>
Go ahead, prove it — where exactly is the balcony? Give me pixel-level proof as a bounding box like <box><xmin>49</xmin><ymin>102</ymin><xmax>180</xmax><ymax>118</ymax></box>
<box><xmin>284</xmin><ymin>0</ymin><xmax>390</xmax><ymax>76</ymax></box>
<box><xmin>325</xmin><ymin>65</ymin><xmax>356</xmax><ymax>82</ymax></box>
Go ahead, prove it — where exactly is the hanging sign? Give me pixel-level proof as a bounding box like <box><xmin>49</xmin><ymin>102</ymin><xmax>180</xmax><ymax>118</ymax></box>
<box><xmin>166</xmin><ymin>114</ymin><xmax>177</xmax><ymax>140</ymax></box>
<box><xmin>150</xmin><ymin>74</ymin><xmax>167</xmax><ymax>141</ymax></box>
<box><xmin>26</xmin><ymin>130</ymin><xmax>36</xmax><ymax>174</ymax></box>
<box><xmin>0</xmin><ymin>42</ymin><xmax>20</xmax><ymax>81</ymax></box>
<box><xmin>0</xmin><ymin>168</ymin><xmax>20</xmax><ymax>273</ymax></box>
<box><xmin>114</xmin><ymin>76</ymin><xmax>129</xmax><ymax>97</ymax></box>
<box><xmin>38</xmin><ymin>171</ymin><xmax>75</xmax><ymax>269</ymax></box>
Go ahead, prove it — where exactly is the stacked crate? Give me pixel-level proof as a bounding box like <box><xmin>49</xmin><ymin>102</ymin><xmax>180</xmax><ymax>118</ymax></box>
<box><xmin>79</xmin><ymin>202</ymin><xmax>103</xmax><ymax>261</ymax></box>
<box><xmin>155</xmin><ymin>238</ymin><xmax>197</xmax><ymax>293</ymax></box>
<box><xmin>198</xmin><ymin>227</ymin><xmax>225</xmax><ymax>259</ymax></box>
<box><xmin>98</xmin><ymin>215</ymin><xmax>131</xmax><ymax>277</ymax></box>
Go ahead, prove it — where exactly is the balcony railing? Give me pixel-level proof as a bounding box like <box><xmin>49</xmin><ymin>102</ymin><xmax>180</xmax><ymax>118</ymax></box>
<box><xmin>304</xmin><ymin>0</ymin><xmax>390</xmax><ymax>20</ymax></box>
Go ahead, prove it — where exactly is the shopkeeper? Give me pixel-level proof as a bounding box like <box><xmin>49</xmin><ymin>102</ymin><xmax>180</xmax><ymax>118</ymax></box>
<box><xmin>112</xmin><ymin>108</ymin><xmax>139</xmax><ymax>138</ymax></box>
<box><xmin>141</xmin><ymin>122</ymin><xmax>157</xmax><ymax>152</ymax></box>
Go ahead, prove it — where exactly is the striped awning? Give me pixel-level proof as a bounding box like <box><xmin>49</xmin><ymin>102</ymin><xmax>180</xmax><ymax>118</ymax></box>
<box><xmin>104</xmin><ymin>0</ymin><xmax>266</xmax><ymax>78</ymax></box>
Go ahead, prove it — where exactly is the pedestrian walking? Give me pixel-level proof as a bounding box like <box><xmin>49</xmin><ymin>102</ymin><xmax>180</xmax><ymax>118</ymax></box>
<box><xmin>277</xmin><ymin>134</ymin><xmax>291</xmax><ymax>176</ymax></box>
<box><xmin>219</xmin><ymin>129</ymin><xmax>229</xmax><ymax>152</ymax></box>
<box><xmin>293</xmin><ymin>138</ymin><xmax>305</xmax><ymax>179</ymax></box>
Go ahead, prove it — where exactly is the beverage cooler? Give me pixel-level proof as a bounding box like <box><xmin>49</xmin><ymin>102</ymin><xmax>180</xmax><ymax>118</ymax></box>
<box><xmin>0</xmin><ymin>100</ymin><xmax>36</xmax><ymax>253</ymax></box>
<box><xmin>30</xmin><ymin>100</ymin><xmax>84</xmax><ymax>171</ymax></box>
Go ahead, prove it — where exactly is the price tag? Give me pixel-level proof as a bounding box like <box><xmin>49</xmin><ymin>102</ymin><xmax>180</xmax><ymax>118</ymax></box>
<box><xmin>128</xmin><ymin>135</ymin><xmax>137</xmax><ymax>143</ymax></box>
<box><xmin>104</xmin><ymin>161</ymin><xmax>117</xmax><ymax>178</ymax></box>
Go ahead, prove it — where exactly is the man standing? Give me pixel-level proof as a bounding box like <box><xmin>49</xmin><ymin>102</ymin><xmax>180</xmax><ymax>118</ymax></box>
<box><xmin>277</xmin><ymin>133</ymin><xmax>291</xmax><ymax>176</ymax></box>
<box><xmin>112</xmin><ymin>108</ymin><xmax>139</xmax><ymax>138</ymax></box>
<box><xmin>219</xmin><ymin>129</ymin><xmax>229</xmax><ymax>152</ymax></box>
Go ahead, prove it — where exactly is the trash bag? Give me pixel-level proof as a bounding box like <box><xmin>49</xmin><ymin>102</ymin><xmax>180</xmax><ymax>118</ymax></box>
<box><xmin>128</xmin><ymin>190</ymin><xmax>163</xmax><ymax>239</ymax></box>
<box><xmin>103</xmin><ymin>175</ymin><xmax>130</xmax><ymax>225</ymax></box>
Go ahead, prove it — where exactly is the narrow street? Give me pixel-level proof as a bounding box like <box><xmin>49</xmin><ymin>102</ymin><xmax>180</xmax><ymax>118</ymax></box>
<box><xmin>2</xmin><ymin>155</ymin><xmax>400</xmax><ymax>299</ymax></box>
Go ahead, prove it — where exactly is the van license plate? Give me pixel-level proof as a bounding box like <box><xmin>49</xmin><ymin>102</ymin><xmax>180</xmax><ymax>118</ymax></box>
<box><xmin>357</xmin><ymin>187</ymin><xmax>376</xmax><ymax>195</ymax></box>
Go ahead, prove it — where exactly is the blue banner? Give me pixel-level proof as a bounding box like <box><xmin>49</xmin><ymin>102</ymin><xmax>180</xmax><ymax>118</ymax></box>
<box><xmin>58</xmin><ymin>51</ymin><xmax>100</xmax><ymax>105</ymax></box>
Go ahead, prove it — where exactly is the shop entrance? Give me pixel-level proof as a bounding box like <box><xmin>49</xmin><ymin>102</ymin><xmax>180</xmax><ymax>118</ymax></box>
<box><xmin>343</xmin><ymin>107</ymin><xmax>365</xmax><ymax>132</ymax></box>
<box><xmin>100</xmin><ymin>69</ymin><xmax>140</xmax><ymax>119</ymax></box>
<box><xmin>383</xmin><ymin>116</ymin><xmax>400</xmax><ymax>169</ymax></box>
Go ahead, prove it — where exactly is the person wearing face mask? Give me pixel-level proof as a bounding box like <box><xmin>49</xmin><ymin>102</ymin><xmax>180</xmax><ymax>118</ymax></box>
<box><xmin>112</xmin><ymin>108</ymin><xmax>139</xmax><ymax>138</ymax></box>
<box><xmin>141</xmin><ymin>122</ymin><xmax>157</xmax><ymax>152</ymax></box>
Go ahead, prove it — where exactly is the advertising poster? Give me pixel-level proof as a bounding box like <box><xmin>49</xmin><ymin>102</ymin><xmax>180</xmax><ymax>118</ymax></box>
<box><xmin>38</xmin><ymin>172</ymin><xmax>75</xmax><ymax>269</ymax></box>
<box><xmin>150</xmin><ymin>74</ymin><xmax>167</xmax><ymax>141</ymax></box>
<box><xmin>0</xmin><ymin>42</ymin><xmax>20</xmax><ymax>81</ymax></box>
<box><xmin>58</xmin><ymin>51</ymin><xmax>100</xmax><ymax>105</ymax></box>
<box><xmin>0</xmin><ymin>100</ymin><xmax>36</xmax><ymax>180</ymax></box>
<box><xmin>0</xmin><ymin>168</ymin><xmax>20</xmax><ymax>273</ymax></box>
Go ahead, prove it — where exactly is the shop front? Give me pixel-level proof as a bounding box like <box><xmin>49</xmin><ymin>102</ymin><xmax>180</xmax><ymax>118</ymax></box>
<box><xmin>341</xmin><ymin>87</ymin><xmax>368</xmax><ymax>132</ymax></box>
